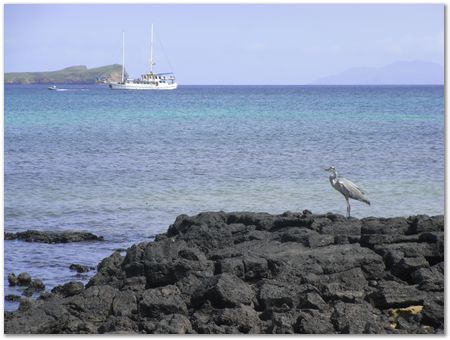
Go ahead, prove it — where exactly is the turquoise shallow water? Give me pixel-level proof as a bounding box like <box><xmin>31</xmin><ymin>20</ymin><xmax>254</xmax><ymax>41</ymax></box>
<box><xmin>4</xmin><ymin>84</ymin><xmax>444</xmax><ymax>310</ymax></box>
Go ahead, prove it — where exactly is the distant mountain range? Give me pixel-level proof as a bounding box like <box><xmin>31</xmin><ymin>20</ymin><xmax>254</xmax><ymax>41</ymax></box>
<box><xmin>4</xmin><ymin>65</ymin><xmax>126</xmax><ymax>84</ymax></box>
<box><xmin>312</xmin><ymin>60</ymin><xmax>444</xmax><ymax>85</ymax></box>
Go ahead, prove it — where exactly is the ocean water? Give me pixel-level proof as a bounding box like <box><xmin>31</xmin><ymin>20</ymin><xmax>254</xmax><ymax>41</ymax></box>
<box><xmin>4</xmin><ymin>84</ymin><xmax>444</xmax><ymax>310</ymax></box>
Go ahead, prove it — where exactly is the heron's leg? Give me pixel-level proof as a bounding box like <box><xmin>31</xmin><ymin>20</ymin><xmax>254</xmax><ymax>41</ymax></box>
<box><xmin>345</xmin><ymin>197</ymin><xmax>350</xmax><ymax>218</ymax></box>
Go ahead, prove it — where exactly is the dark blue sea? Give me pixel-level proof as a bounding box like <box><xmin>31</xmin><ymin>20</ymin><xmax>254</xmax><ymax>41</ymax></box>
<box><xmin>4</xmin><ymin>84</ymin><xmax>444</xmax><ymax>310</ymax></box>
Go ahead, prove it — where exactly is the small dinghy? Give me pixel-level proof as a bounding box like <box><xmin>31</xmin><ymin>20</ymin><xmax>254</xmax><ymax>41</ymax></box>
<box><xmin>48</xmin><ymin>85</ymin><xmax>57</xmax><ymax>90</ymax></box>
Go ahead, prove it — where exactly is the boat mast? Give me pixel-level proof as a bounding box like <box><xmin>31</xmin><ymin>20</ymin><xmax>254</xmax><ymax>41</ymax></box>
<box><xmin>150</xmin><ymin>24</ymin><xmax>154</xmax><ymax>73</ymax></box>
<box><xmin>121</xmin><ymin>31</ymin><xmax>125</xmax><ymax>83</ymax></box>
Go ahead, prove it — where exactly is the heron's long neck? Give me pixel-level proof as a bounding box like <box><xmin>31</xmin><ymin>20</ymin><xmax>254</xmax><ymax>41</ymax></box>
<box><xmin>329</xmin><ymin>171</ymin><xmax>338</xmax><ymax>183</ymax></box>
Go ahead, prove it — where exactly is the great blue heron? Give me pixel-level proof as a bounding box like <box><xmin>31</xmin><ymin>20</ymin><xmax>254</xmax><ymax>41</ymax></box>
<box><xmin>325</xmin><ymin>166</ymin><xmax>370</xmax><ymax>217</ymax></box>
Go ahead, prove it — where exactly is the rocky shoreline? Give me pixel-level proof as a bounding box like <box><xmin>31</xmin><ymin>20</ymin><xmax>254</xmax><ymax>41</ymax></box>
<box><xmin>5</xmin><ymin>230</ymin><xmax>104</xmax><ymax>243</ymax></box>
<box><xmin>4</xmin><ymin>211</ymin><xmax>444</xmax><ymax>334</ymax></box>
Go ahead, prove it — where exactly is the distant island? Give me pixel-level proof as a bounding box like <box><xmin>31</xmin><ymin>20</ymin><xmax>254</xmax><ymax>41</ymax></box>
<box><xmin>312</xmin><ymin>60</ymin><xmax>444</xmax><ymax>85</ymax></box>
<box><xmin>4</xmin><ymin>65</ymin><xmax>127</xmax><ymax>84</ymax></box>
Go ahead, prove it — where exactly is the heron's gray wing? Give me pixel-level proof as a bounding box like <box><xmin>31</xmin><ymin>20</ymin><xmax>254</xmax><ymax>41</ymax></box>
<box><xmin>337</xmin><ymin>178</ymin><xmax>368</xmax><ymax>201</ymax></box>
<box><xmin>339</xmin><ymin>178</ymin><xmax>366</xmax><ymax>194</ymax></box>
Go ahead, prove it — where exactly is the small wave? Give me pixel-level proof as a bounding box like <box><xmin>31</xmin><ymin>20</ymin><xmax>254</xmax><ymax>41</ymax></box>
<box><xmin>5</xmin><ymin>210</ymin><xmax>24</xmax><ymax>218</ymax></box>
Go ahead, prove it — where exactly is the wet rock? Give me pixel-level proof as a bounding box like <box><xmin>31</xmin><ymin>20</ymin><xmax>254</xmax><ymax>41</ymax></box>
<box><xmin>30</xmin><ymin>279</ymin><xmax>46</xmax><ymax>290</ymax></box>
<box><xmin>70</xmin><ymin>263</ymin><xmax>95</xmax><ymax>273</ymax></box>
<box><xmin>21</xmin><ymin>279</ymin><xmax>46</xmax><ymax>297</ymax></box>
<box><xmin>5</xmin><ymin>230</ymin><xmax>104</xmax><ymax>243</ymax></box>
<box><xmin>17</xmin><ymin>272</ymin><xmax>32</xmax><ymax>286</ymax></box>
<box><xmin>5</xmin><ymin>294</ymin><xmax>21</xmax><ymax>302</ymax></box>
<box><xmin>52</xmin><ymin>281</ymin><xmax>84</xmax><ymax>297</ymax></box>
<box><xmin>8</xmin><ymin>273</ymin><xmax>18</xmax><ymax>286</ymax></box>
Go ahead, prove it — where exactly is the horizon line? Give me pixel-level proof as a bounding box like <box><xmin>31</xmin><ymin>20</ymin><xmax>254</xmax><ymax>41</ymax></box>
<box><xmin>4</xmin><ymin>83</ymin><xmax>445</xmax><ymax>86</ymax></box>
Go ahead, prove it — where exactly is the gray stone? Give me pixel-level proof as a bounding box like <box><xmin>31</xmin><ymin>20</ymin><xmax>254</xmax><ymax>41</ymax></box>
<box><xmin>17</xmin><ymin>272</ymin><xmax>32</xmax><ymax>286</ymax></box>
<box><xmin>207</xmin><ymin>273</ymin><xmax>254</xmax><ymax>308</ymax></box>
<box><xmin>140</xmin><ymin>285</ymin><xmax>187</xmax><ymax>317</ymax></box>
<box><xmin>52</xmin><ymin>281</ymin><xmax>84</xmax><ymax>297</ymax></box>
<box><xmin>296</xmin><ymin>310</ymin><xmax>335</xmax><ymax>334</ymax></box>
<box><xmin>368</xmin><ymin>281</ymin><xmax>425</xmax><ymax>308</ymax></box>
<box><xmin>5</xmin><ymin>230</ymin><xmax>104</xmax><ymax>243</ymax></box>
<box><xmin>331</xmin><ymin>301</ymin><xmax>384</xmax><ymax>334</ymax></box>
<box><xmin>8</xmin><ymin>273</ymin><xmax>18</xmax><ymax>286</ymax></box>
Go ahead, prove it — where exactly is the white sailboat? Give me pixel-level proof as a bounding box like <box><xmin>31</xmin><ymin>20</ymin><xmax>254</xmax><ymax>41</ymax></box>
<box><xmin>109</xmin><ymin>25</ymin><xmax>177</xmax><ymax>90</ymax></box>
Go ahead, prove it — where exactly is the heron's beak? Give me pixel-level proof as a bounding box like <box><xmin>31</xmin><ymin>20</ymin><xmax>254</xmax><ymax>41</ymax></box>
<box><xmin>324</xmin><ymin>167</ymin><xmax>330</xmax><ymax>172</ymax></box>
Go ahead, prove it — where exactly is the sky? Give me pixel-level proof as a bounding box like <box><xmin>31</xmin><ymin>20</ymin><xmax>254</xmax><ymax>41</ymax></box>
<box><xmin>4</xmin><ymin>4</ymin><xmax>444</xmax><ymax>85</ymax></box>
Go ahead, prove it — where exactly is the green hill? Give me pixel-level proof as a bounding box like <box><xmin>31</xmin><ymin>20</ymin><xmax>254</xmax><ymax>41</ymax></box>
<box><xmin>4</xmin><ymin>64</ymin><xmax>127</xmax><ymax>84</ymax></box>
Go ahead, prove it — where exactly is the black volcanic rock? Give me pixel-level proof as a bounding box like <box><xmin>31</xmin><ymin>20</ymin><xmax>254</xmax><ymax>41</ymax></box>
<box><xmin>69</xmin><ymin>263</ymin><xmax>95</xmax><ymax>273</ymax></box>
<box><xmin>17</xmin><ymin>272</ymin><xmax>32</xmax><ymax>286</ymax></box>
<box><xmin>51</xmin><ymin>281</ymin><xmax>85</xmax><ymax>297</ymax></box>
<box><xmin>23</xmin><ymin>279</ymin><xmax>46</xmax><ymax>297</ymax></box>
<box><xmin>140</xmin><ymin>285</ymin><xmax>188</xmax><ymax>318</ymax></box>
<box><xmin>6</xmin><ymin>273</ymin><xmax>46</xmax><ymax>298</ymax></box>
<box><xmin>5</xmin><ymin>230</ymin><xmax>104</xmax><ymax>243</ymax></box>
<box><xmin>8</xmin><ymin>273</ymin><xmax>18</xmax><ymax>286</ymax></box>
<box><xmin>4</xmin><ymin>211</ymin><xmax>444</xmax><ymax>334</ymax></box>
<box><xmin>5</xmin><ymin>294</ymin><xmax>21</xmax><ymax>302</ymax></box>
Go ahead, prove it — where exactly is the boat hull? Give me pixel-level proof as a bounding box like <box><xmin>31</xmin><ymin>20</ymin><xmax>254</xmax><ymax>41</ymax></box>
<box><xmin>109</xmin><ymin>82</ymin><xmax>177</xmax><ymax>90</ymax></box>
